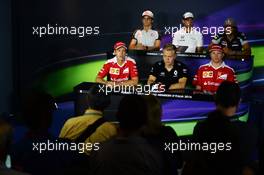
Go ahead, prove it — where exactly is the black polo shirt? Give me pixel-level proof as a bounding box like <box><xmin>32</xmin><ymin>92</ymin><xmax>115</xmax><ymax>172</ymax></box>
<box><xmin>149</xmin><ymin>60</ymin><xmax>188</xmax><ymax>88</ymax></box>
<box><xmin>212</xmin><ymin>32</ymin><xmax>248</xmax><ymax>51</ymax></box>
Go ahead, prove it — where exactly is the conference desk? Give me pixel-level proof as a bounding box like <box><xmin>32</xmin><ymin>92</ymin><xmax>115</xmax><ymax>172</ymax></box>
<box><xmin>74</xmin><ymin>82</ymin><xmax>249</xmax><ymax>136</ymax></box>
<box><xmin>37</xmin><ymin>51</ymin><xmax>253</xmax><ymax>136</ymax></box>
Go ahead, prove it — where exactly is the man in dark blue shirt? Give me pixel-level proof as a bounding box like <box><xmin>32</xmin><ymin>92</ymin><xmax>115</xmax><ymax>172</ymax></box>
<box><xmin>147</xmin><ymin>44</ymin><xmax>188</xmax><ymax>90</ymax></box>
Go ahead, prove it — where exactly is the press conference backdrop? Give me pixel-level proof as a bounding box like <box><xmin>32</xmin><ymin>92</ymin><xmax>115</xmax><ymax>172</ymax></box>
<box><xmin>13</xmin><ymin>0</ymin><xmax>264</xmax><ymax>91</ymax></box>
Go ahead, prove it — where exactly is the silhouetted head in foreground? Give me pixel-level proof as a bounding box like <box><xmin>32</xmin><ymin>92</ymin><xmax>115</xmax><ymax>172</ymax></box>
<box><xmin>116</xmin><ymin>95</ymin><xmax>148</xmax><ymax>136</ymax></box>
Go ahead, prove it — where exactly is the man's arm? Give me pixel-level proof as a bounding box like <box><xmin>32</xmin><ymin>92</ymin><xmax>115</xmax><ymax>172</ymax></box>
<box><xmin>129</xmin><ymin>38</ymin><xmax>138</xmax><ymax>50</ymax></box>
<box><xmin>146</xmin><ymin>39</ymin><xmax>161</xmax><ymax>51</ymax></box>
<box><xmin>242</xmin><ymin>42</ymin><xmax>251</xmax><ymax>57</ymax></box>
<box><xmin>95</xmin><ymin>62</ymin><xmax>113</xmax><ymax>85</ymax></box>
<box><xmin>168</xmin><ymin>77</ymin><xmax>187</xmax><ymax>90</ymax></box>
<box><xmin>147</xmin><ymin>75</ymin><xmax>157</xmax><ymax>85</ymax></box>
<box><xmin>196</xmin><ymin>47</ymin><xmax>203</xmax><ymax>53</ymax></box>
<box><xmin>117</xmin><ymin>77</ymin><xmax>138</xmax><ymax>86</ymax></box>
<box><xmin>196</xmin><ymin>85</ymin><xmax>202</xmax><ymax>90</ymax></box>
<box><xmin>95</xmin><ymin>76</ymin><xmax>115</xmax><ymax>86</ymax></box>
<box><xmin>196</xmin><ymin>33</ymin><xmax>204</xmax><ymax>53</ymax></box>
<box><xmin>223</xmin><ymin>42</ymin><xmax>251</xmax><ymax>58</ymax></box>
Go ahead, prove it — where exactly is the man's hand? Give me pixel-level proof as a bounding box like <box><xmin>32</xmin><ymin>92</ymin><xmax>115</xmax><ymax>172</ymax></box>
<box><xmin>136</xmin><ymin>43</ymin><xmax>147</xmax><ymax>50</ymax></box>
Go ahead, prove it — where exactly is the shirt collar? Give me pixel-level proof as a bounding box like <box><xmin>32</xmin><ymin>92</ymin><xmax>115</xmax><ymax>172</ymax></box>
<box><xmin>113</xmin><ymin>56</ymin><xmax>127</xmax><ymax>67</ymax></box>
<box><xmin>208</xmin><ymin>61</ymin><xmax>226</xmax><ymax>69</ymax></box>
<box><xmin>84</xmin><ymin>109</ymin><xmax>103</xmax><ymax>116</ymax></box>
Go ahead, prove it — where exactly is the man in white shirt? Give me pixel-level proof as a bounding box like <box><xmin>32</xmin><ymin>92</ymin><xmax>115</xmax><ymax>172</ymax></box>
<box><xmin>129</xmin><ymin>10</ymin><xmax>161</xmax><ymax>51</ymax></box>
<box><xmin>172</xmin><ymin>12</ymin><xmax>203</xmax><ymax>53</ymax></box>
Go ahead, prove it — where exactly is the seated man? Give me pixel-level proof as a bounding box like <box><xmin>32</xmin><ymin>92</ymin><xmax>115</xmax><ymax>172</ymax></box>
<box><xmin>172</xmin><ymin>12</ymin><xmax>203</xmax><ymax>53</ymax></box>
<box><xmin>96</xmin><ymin>42</ymin><xmax>138</xmax><ymax>86</ymax></box>
<box><xmin>147</xmin><ymin>44</ymin><xmax>188</xmax><ymax>90</ymax></box>
<box><xmin>185</xmin><ymin>81</ymin><xmax>257</xmax><ymax>175</ymax></box>
<box><xmin>210</xmin><ymin>18</ymin><xmax>251</xmax><ymax>58</ymax></box>
<box><xmin>193</xmin><ymin>44</ymin><xmax>236</xmax><ymax>93</ymax></box>
<box><xmin>129</xmin><ymin>10</ymin><xmax>161</xmax><ymax>51</ymax></box>
<box><xmin>59</xmin><ymin>84</ymin><xmax>118</xmax><ymax>155</ymax></box>
<box><xmin>89</xmin><ymin>95</ymin><xmax>164</xmax><ymax>175</ymax></box>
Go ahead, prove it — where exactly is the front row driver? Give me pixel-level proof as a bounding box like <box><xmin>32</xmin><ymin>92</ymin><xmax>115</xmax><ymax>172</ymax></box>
<box><xmin>96</xmin><ymin>42</ymin><xmax>236</xmax><ymax>94</ymax></box>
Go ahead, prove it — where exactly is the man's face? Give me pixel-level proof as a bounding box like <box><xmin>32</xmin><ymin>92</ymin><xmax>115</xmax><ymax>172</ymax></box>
<box><xmin>210</xmin><ymin>50</ymin><xmax>224</xmax><ymax>64</ymax></box>
<box><xmin>163</xmin><ymin>50</ymin><xmax>176</xmax><ymax>66</ymax></box>
<box><xmin>142</xmin><ymin>16</ymin><xmax>153</xmax><ymax>27</ymax></box>
<box><xmin>114</xmin><ymin>47</ymin><xmax>126</xmax><ymax>60</ymax></box>
<box><xmin>182</xmin><ymin>18</ymin><xmax>193</xmax><ymax>28</ymax></box>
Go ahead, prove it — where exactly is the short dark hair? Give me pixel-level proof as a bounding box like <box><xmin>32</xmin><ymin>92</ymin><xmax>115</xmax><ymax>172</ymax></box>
<box><xmin>116</xmin><ymin>95</ymin><xmax>148</xmax><ymax>130</ymax></box>
<box><xmin>21</xmin><ymin>90</ymin><xmax>56</xmax><ymax>130</ymax></box>
<box><xmin>163</xmin><ymin>44</ymin><xmax>177</xmax><ymax>53</ymax></box>
<box><xmin>215</xmin><ymin>81</ymin><xmax>241</xmax><ymax>108</ymax></box>
<box><xmin>86</xmin><ymin>84</ymin><xmax>111</xmax><ymax>111</ymax></box>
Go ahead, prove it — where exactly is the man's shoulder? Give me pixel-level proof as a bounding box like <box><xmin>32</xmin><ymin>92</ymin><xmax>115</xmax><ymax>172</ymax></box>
<box><xmin>150</xmin><ymin>29</ymin><xmax>160</xmax><ymax>34</ymax></box>
<box><xmin>64</xmin><ymin>114</ymin><xmax>102</xmax><ymax>126</ymax></box>
<box><xmin>174</xmin><ymin>60</ymin><xmax>187</xmax><ymax>67</ymax></box>
<box><xmin>126</xmin><ymin>57</ymin><xmax>136</xmax><ymax>64</ymax></box>
<box><xmin>222</xmin><ymin>63</ymin><xmax>235</xmax><ymax>73</ymax></box>
<box><xmin>198</xmin><ymin>63</ymin><xmax>211</xmax><ymax>70</ymax></box>
<box><xmin>105</xmin><ymin>57</ymin><xmax>116</xmax><ymax>64</ymax></box>
<box><xmin>173</xmin><ymin>28</ymin><xmax>184</xmax><ymax>36</ymax></box>
<box><xmin>133</xmin><ymin>29</ymin><xmax>142</xmax><ymax>36</ymax></box>
<box><xmin>154</xmin><ymin>60</ymin><xmax>164</xmax><ymax>67</ymax></box>
<box><xmin>236</xmin><ymin>32</ymin><xmax>247</xmax><ymax>40</ymax></box>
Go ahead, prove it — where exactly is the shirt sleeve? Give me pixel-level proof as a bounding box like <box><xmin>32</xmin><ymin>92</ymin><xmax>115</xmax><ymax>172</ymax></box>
<box><xmin>97</xmin><ymin>62</ymin><xmax>110</xmax><ymax>79</ymax></box>
<box><xmin>132</xmin><ymin>30</ymin><xmax>139</xmax><ymax>41</ymax></box>
<box><xmin>172</xmin><ymin>32</ymin><xmax>179</xmax><ymax>46</ymax></box>
<box><xmin>59</xmin><ymin>120</ymin><xmax>70</xmax><ymax>138</ymax></box>
<box><xmin>239</xmin><ymin>32</ymin><xmax>248</xmax><ymax>45</ymax></box>
<box><xmin>227</xmin><ymin>68</ymin><xmax>237</xmax><ymax>83</ymax></box>
<box><xmin>180</xmin><ymin>63</ymin><xmax>188</xmax><ymax>78</ymax></box>
<box><xmin>193</xmin><ymin>68</ymin><xmax>202</xmax><ymax>86</ymax></box>
<box><xmin>129</xmin><ymin>61</ymin><xmax>138</xmax><ymax>78</ymax></box>
<box><xmin>196</xmin><ymin>32</ymin><xmax>203</xmax><ymax>47</ymax></box>
<box><xmin>156</xmin><ymin>30</ymin><xmax>161</xmax><ymax>40</ymax></box>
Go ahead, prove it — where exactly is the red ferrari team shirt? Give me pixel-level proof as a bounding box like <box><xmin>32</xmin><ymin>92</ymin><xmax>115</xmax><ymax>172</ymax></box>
<box><xmin>97</xmin><ymin>56</ymin><xmax>138</xmax><ymax>82</ymax></box>
<box><xmin>193</xmin><ymin>62</ymin><xmax>236</xmax><ymax>93</ymax></box>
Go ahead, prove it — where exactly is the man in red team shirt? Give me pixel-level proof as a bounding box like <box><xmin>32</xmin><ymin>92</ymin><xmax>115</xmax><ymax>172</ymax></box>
<box><xmin>193</xmin><ymin>44</ymin><xmax>236</xmax><ymax>93</ymax></box>
<box><xmin>96</xmin><ymin>42</ymin><xmax>139</xmax><ymax>86</ymax></box>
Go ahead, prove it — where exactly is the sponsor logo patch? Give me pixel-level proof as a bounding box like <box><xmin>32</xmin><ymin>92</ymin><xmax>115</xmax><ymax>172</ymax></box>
<box><xmin>123</xmin><ymin>68</ymin><xmax>129</xmax><ymax>74</ymax></box>
<box><xmin>110</xmin><ymin>68</ymin><xmax>120</xmax><ymax>75</ymax></box>
<box><xmin>202</xmin><ymin>71</ymin><xmax>213</xmax><ymax>78</ymax></box>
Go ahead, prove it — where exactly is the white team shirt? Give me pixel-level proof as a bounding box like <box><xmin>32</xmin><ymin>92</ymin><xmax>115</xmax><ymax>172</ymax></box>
<box><xmin>172</xmin><ymin>28</ymin><xmax>203</xmax><ymax>53</ymax></box>
<box><xmin>133</xmin><ymin>29</ymin><xmax>160</xmax><ymax>47</ymax></box>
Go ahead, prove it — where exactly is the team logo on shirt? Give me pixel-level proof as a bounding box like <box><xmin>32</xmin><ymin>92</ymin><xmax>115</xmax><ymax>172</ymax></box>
<box><xmin>123</xmin><ymin>68</ymin><xmax>129</xmax><ymax>74</ymax></box>
<box><xmin>202</xmin><ymin>71</ymin><xmax>213</xmax><ymax>78</ymax></box>
<box><xmin>110</xmin><ymin>68</ymin><xmax>120</xmax><ymax>75</ymax></box>
<box><xmin>160</xmin><ymin>72</ymin><xmax>165</xmax><ymax>76</ymax></box>
<box><xmin>218</xmin><ymin>73</ymin><xmax>227</xmax><ymax>80</ymax></box>
<box><xmin>180</xmin><ymin>35</ymin><xmax>185</xmax><ymax>41</ymax></box>
<box><xmin>173</xmin><ymin>70</ymin><xmax>178</xmax><ymax>77</ymax></box>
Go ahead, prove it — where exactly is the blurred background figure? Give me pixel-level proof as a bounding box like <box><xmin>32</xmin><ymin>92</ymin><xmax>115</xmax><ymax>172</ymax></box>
<box><xmin>0</xmin><ymin>118</ymin><xmax>30</xmax><ymax>175</ymax></box>
<box><xmin>129</xmin><ymin>10</ymin><xmax>161</xmax><ymax>51</ymax></box>
<box><xmin>210</xmin><ymin>18</ymin><xmax>251</xmax><ymax>58</ymax></box>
